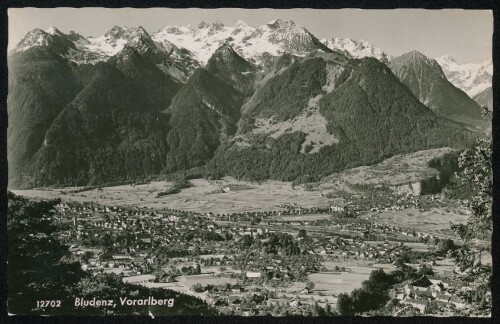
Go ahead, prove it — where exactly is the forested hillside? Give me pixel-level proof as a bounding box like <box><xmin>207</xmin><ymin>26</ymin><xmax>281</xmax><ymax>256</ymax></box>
<box><xmin>206</xmin><ymin>58</ymin><xmax>478</xmax><ymax>182</ymax></box>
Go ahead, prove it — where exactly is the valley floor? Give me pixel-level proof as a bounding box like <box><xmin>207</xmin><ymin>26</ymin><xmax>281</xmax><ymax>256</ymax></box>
<box><xmin>10</xmin><ymin>148</ymin><xmax>490</xmax><ymax>316</ymax></box>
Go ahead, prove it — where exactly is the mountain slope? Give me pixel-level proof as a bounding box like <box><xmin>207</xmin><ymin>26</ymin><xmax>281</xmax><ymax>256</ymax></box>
<box><xmin>207</xmin><ymin>57</ymin><xmax>477</xmax><ymax>182</ymax></box>
<box><xmin>25</xmin><ymin>63</ymin><xmax>172</xmax><ymax>187</ymax></box>
<box><xmin>165</xmin><ymin>68</ymin><xmax>244</xmax><ymax>172</ymax></box>
<box><xmin>389</xmin><ymin>51</ymin><xmax>486</xmax><ymax>127</ymax></box>
<box><xmin>473</xmin><ymin>87</ymin><xmax>493</xmax><ymax>109</ymax></box>
<box><xmin>239</xmin><ymin>52</ymin><xmax>348</xmax><ymax>127</ymax></box>
<box><xmin>109</xmin><ymin>46</ymin><xmax>182</xmax><ymax>110</ymax></box>
<box><xmin>205</xmin><ymin>43</ymin><xmax>258</xmax><ymax>96</ymax></box>
<box><xmin>7</xmin><ymin>48</ymin><xmax>83</xmax><ymax>187</ymax></box>
<box><xmin>8</xmin><ymin>22</ymin><xmax>485</xmax><ymax>188</ymax></box>
<box><xmin>8</xmin><ymin>44</ymin><xmax>182</xmax><ymax>188</ymax></box>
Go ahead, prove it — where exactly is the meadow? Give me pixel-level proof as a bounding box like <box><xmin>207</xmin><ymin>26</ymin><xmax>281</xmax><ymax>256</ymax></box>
<box><xmin>13</xmin><ymin>177</ymin><xmax>336</xmax><ymax>214</ymax></box>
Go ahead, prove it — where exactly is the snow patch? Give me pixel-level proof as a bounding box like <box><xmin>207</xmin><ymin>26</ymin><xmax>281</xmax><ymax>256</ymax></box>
<box><xmin>321</xmin><ymin>37</ymin><xmax>392</xmax><ymax>62</ymax></box>
<box><xmin>152</xmin><ymin>19</ymin><xmax>321</xmax><ymax>65</ymax></box>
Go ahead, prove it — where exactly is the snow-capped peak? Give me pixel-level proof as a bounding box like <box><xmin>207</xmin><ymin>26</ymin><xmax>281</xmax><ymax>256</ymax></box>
<box><xmin>435</xmin><ymin>54</ymin><xmax>492</xmax><ymax>97</ymax></box>
<box><xmin>267</xmin><ymin>19</ymin><xmax>294</xmax><ymax>27</ymax></box>
<box><xmin>128</xmin><ymin>26</ymin><xmax>153</xmax><ymax>43</ymax></box>
<box><xmin>321</xmin><ymin>37</ymin><xmax>392</xmax><ymax>63</ymax></box>
<box><xmin>198</xmin><ymin>21</ymin><xmax>210</xmax><ymax>29</ymax></box>
<box><xmin>234</xmin><ymin>20</ymin><xmax>252</xmax><ymax>28</ymax></box>
<box><xmin>211</xmin><ymin>21</ymin><xmax>225</xmax><ymax>29</ymax></box>
<box><xmin>212</xmin><ymin>42</ymin><xmax>236</xmax><ymax>55</ymax></box>
<box><xmin>152</xmin><ymin>19</ymin><xmax>324</xmax><ymax>65</ymax></box>
<box><xmin>161</xmin><ymin>25</ymin><xmax>194</xmax><ymax>35</ymax></box>
<box><xmin>435</xmin><ymin>54</ymin><xmax>457</xmax><ymax>66</ymax></box>
<box><xmin>133</xmin><ymin>26</ymin><xmax>149</xmax><ymax>35</ymax></box>
<box><xmin>85</xmin><ymin>26</ymin><xmax>159</xmax><ymax>57</ymax></box>
<box><xmin>104</xmin><ymin>26</ymin><xmax>128</xmax><ymax>38</ymax></box>
<box><xmin>45</xmin><ymin>26</ymin><xmax>64</xmax><ymax>36</ymax></box>
<box><xmin>14</xmin><ymin>29</ymin><xmax>50</xmax><ymax>52</ymax></box>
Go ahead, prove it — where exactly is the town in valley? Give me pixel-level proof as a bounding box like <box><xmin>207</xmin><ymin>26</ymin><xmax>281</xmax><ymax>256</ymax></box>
<box><xmin>13</xmin><ymin>156</ymin><xmax>491</xmax><ymax>316</ymax></box>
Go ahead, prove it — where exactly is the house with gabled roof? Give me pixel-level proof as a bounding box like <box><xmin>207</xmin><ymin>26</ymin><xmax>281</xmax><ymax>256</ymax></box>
<box><xmin>289</xmin><ymin>295</ymin><xmax>302</xmax><ymax>307</ymax></box>
<box><xmin>410</xmin><ymin>275</ymin><xmax>432</xmax><ymax>291</ymax></box>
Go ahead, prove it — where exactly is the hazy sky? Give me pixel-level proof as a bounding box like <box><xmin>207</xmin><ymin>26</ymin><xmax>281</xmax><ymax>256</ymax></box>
<box><xmin>8</xmin><ymin>8</ymin><xmax>493</xmax><ymax>64</ymax></box>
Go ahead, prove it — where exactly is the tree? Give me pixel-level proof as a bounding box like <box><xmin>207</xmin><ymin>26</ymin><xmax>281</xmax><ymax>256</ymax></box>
<box><xmin>437</xmin><ymin>238</ymin><xmax>456</xmax><ymax>255</ymax></box>
<box><xmin>192</xmin><ymin>244</ymin><xmax>201</xmax><ymax>256</ymax></box>
<box><xmin>337</xmin><ymin>293</ymin><xmax>353</xmax><ymax>315</ymax></box>
<box><xmin>298</xmin><ymin>229</ymin><xmax>307</xmax><ymax>238</ymax></box>
<box><xmin>7</xmin><ymin>193</ymin><xmax>83</xmax><ymax>315</ymax></box>
<box><xmin>450</xmin><ymin>138</ymin><xmax>492</xmax><ymax>308</ymax></box>
<box><xmin>306</xmin><ymin>281</ymin><xmax>315</xmax><ymax>291</ymax></box>
<box><xmin>191</xmin><ymin>283</ymin><xmax>204</xmax><ymax>292</ymax></box>
<box><xmin>416</xmin><ymin>264</ymin><xmax>434</xmax><ymax>277</ymax></box>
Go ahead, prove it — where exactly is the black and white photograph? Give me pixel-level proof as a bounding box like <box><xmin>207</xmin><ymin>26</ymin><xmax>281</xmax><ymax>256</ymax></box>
<box><xmin>4</xmin><ymin>6</ymin><xmax>494</xmax><ymax>317</ymax></box>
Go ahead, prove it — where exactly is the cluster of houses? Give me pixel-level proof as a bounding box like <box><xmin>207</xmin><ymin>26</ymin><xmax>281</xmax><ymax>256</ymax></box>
<box><xmin>395</xmin><ymin>275</ymin><xmax>469</xmax><ymax>314</ymax></box>
<box><xmin>61</xmin><ymin>198</ymin><xmax>443</xmax><ymax>283</ymax></box>
<box><xmin>52</xmin><ymin>197</ymin><xmax>470</xmax><ymax>315</ymax></box>
<box><xmin>299</xmin><ymin>236</ymin><xmax>415</xmax><ymax>263</ymax></box>
<box><xmin>345</xmin><ymin>192</ymin><xmax>446</xmax><ymax>216</ymax></box>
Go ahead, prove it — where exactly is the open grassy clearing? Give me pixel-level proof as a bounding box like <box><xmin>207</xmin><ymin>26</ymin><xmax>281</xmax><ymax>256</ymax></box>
<box><xmin>251</xmin><ymin>93</ymin><xmax>339</xmax><ymax>154</ymax></box>
<box><xmin>308</xmin><ymin>271</ymin><xmax>370</xmax><ymax>295</ymax></box>
<box><xmin>12</xmin><ymin>148</ymin><xmax>458</xmax><ymax>215</ymax></box>
<box><xmin>269</xmin><ymin>214</ymin><xmax>333</xmax><ymax>222</ymax></box>
<box><xmin>13</xmin><ymin>177</ymin><xmax>340</xmax><ymax>214</ymax></box>
<box><xmin>367</xmin><ymin>207</ymin><xmax>468</xmax><ymax>234</ymax></box>
<box><xmin>320</xmin><ymin>147</ymin><xmax>455</xmax><ymax>189</ymax></box>
<box><xmin>364</xmin><ymin>241</ymin><xmax>430</xmax><ymax>252</ymax></box>
<box><xmin>176</xmin><ymin>274</ymin><xmax>238</xmax><ymax>287</ymax></box>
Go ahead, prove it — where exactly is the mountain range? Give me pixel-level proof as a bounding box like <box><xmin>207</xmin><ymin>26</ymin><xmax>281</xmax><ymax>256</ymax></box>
<box><xmin>8</xmin><ymin>20</ymin><xmax>488</xmax><ymax>188</ymax></box>
<box><xmin>435</xmin><ymin>54</ymin><xmax>493</xmax><ymax>108</ymax></box>
<box><xmin>389</xmin><ymin>51</ymin><xmax>486</xmax><ymax>128</ymax></box>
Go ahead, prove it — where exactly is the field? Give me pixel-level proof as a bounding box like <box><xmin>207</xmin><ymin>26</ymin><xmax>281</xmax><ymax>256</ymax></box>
<box><xmin>13</xmin><ymin>177</ymin><xmax>338</xmax><ymax>214</ymax></box>
<box><xmin>321</xmin><ymin>147</ymin><xmax>455</xmax><ymax>187</ymax></box>
<box><xmin>11</xmin><ymin>147</ymin><xmax>460</xmax><ymax>215</ymax></box>
<box><xmin>176</xmin><ymin>274</ymin><xmax>238</xmax><ymax>287</ymax></box>
<box><xmin>308</xmin><ymin>271</ymin><xmax>369</xmax><ymax>295</ymax></box>
<box><xmin>269</xmin><ymin>214</ymin><xmax>333</xmax><ymax>222</ymax></box>
<box><xmin>165</xmin><ymin>260</ymin><xmax>241</xmax><ymax>275</ymax></box>
<box><xmin>367</xmin><ymin>207</ymin><xmax>469</xmax><ymax>235</ymax></box>
<box><xmin>364</xmin><ymin>241</ymin><xmax>430</xmax><ymax>252</ymax></box>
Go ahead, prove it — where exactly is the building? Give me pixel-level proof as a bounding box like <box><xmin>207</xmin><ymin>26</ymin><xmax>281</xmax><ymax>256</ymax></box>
<box><xmin>246</xmin><ymin>271</ymin><xmax>261</xmax><ymax>278</ymax></box>
<box><xmin>410</xmin><ymin>276</ymin><xmax>432</xmax><ymax>291</ymax></box>
<box><xmin>122</xmin><ymin>274</ymin><xmax>156</xmax><ymax>284</ymax></box>
<box><xmin>330</xmin><ymin>198</ymin><xmax>346</xmax><ymax>213</ymax></box>
<box><xmin>136</xmin><ymin>233</ymin><xmax>152</xmax><ymax>244</ymax></box>
<box><xmin>289</xmin><ymin>296</ymin><xmax>302</xmax><ymax>307</ymax></box>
